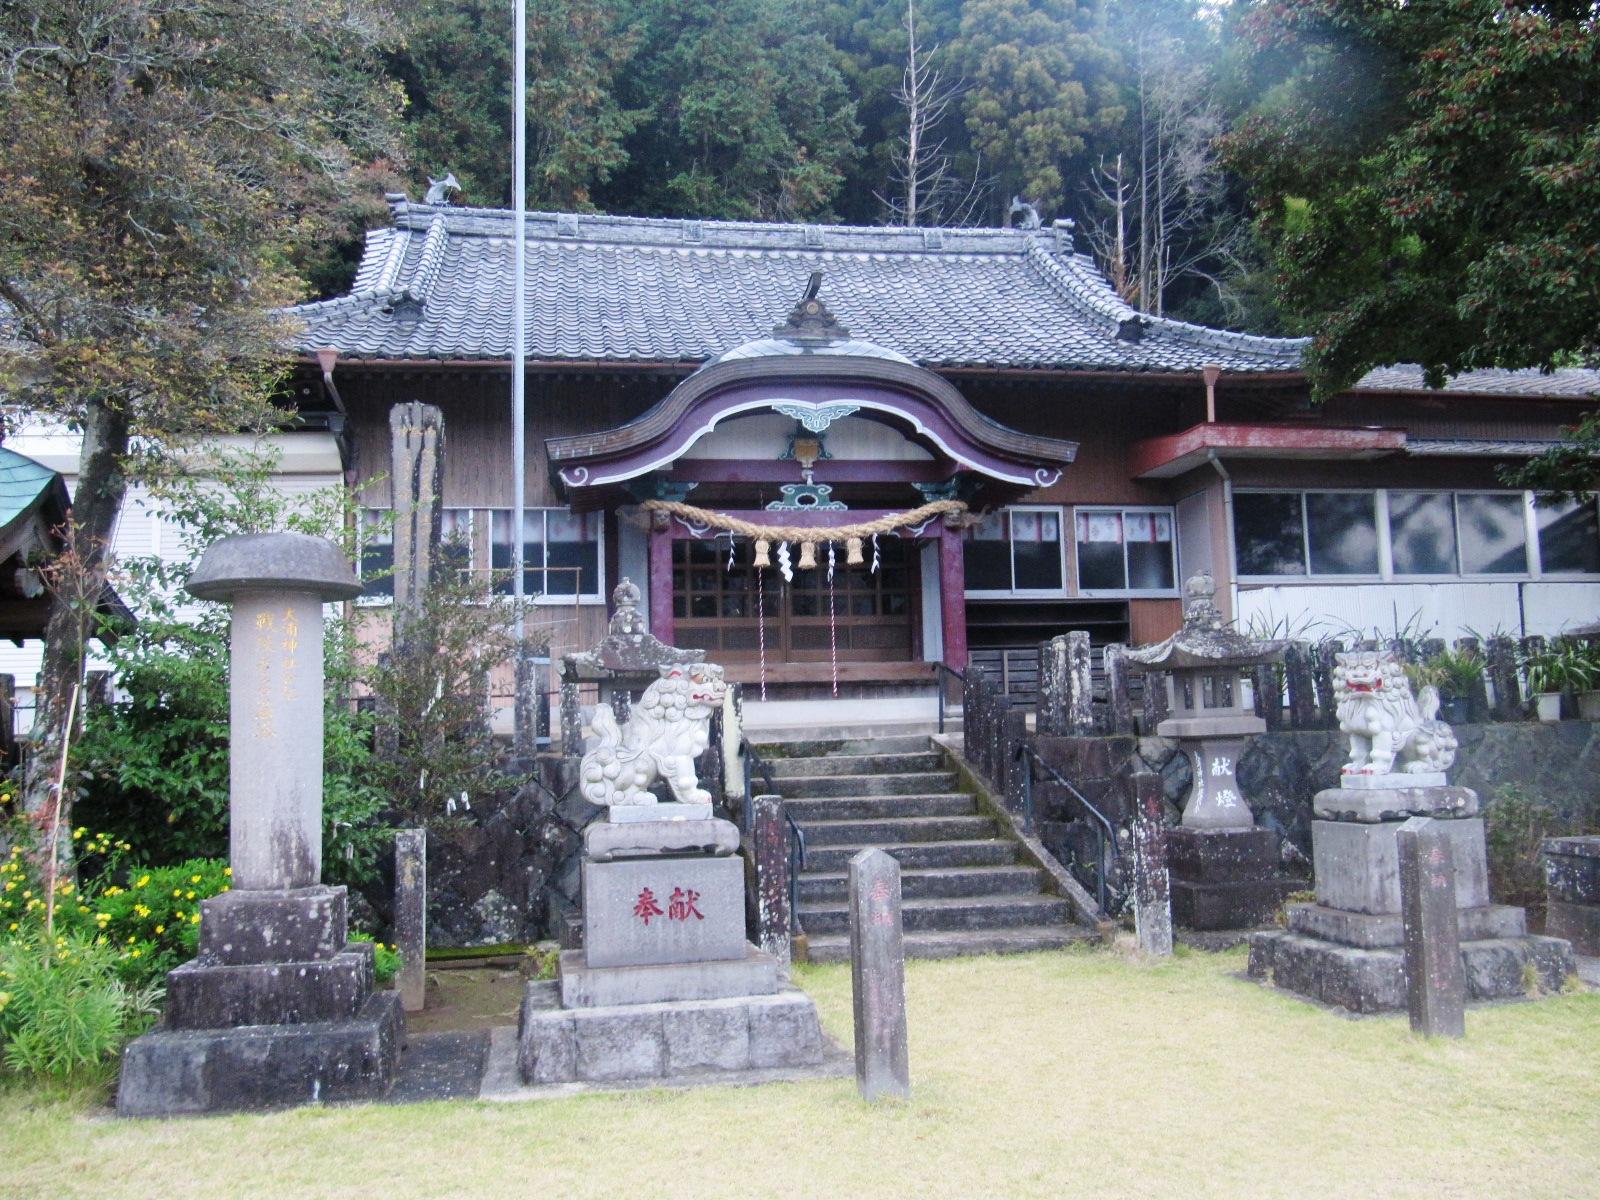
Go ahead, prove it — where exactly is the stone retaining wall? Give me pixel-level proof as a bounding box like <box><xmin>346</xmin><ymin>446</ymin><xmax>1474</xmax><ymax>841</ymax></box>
<box><xmin>1031</xmin><ymin>721</ymin><xmax>1600</xmax><ymax>914</ymax></box>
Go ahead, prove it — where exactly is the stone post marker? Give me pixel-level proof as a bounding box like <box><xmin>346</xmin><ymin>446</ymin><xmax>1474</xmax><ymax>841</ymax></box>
<box><xmin>1131</xmin><ymin>772</ymin><xmax>1173</xmax><ymax>956</ymax></box>
<box><xmin>751</xmin><ymin>795</ymin><xmax>792</xmax><ymax>966</ymax></box>
<box><xmin>1397</xmin><ymin>817</ymin><xmax>1467</xmax><ymax>1038</ymax></box>
<box><xmin>395</xmin><ymin>828</ymin><xmax>427</xmax><ymax>1013</ymax></box>
<box><xmin>117</xmin><ymin>532</ymin><xmax>404</xmax><ymax>1116</ymax></box>
<box><xmin>188</xmin><ymin>532</ymin><xmax>365</xmax><ymax>890</ymax></box>
<box><xmin>849</xmin><ymin>848</ymin><xmax>910</xmax><ymax>1102</ymax></box>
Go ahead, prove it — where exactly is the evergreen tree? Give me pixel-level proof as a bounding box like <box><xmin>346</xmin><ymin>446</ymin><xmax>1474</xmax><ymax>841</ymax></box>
<box><xmin>954</xmin><ymin>0</ymin><xmax>1123</xmax><ymax>218</ymax></box>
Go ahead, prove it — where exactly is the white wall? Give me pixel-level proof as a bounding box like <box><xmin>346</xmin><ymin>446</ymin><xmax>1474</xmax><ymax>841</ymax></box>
<box><xmin>1236</xmin><ymin>580</ymin><xmax>1600</xmax><ymax>642</ymax></box>
<box><xmin>0</xmin><ymin>427</ymin><xmax>343</xmax><ymax>724</ymax></box>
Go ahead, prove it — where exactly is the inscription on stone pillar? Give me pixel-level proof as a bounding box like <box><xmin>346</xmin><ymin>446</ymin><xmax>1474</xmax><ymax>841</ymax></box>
<box><xmin>1397</xmin><ymin>816</ymin><xmax>1467</xmax><ymax>1038</ymax></box>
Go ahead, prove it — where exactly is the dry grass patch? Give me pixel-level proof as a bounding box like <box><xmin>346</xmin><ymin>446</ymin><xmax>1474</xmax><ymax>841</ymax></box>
<box><xmin>2</xmin><ymin>946</ymin><xmax>1596</xmax><ymax>1200</ymax></box>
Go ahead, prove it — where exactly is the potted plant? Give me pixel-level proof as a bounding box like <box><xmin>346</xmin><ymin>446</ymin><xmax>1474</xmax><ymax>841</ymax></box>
<box><xmin>1407</xmin><ymin>650</ymin><xmax>1482</xmax><ymax>725</ymax></box>
<box><xmin>1575</xmin><ymin>642</ymin><xmax>1600</xmax><ymax>721</ymax></box>
<box><xmin>1523</xmin><ymin>644</ymin><xmax>1594</xmax><ymax>722</ymax></box>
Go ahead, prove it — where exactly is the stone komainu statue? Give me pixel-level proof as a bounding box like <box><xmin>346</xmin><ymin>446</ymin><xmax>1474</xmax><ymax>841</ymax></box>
<box><xmin>579</xmin><ymin>662</ymin><xmax>728</xmax><ymax>806</ymax></box>
<box><xmin>1333</xmin><ymin>649</ymin><xmax>1458</xmax><ymax>777</ymax></box>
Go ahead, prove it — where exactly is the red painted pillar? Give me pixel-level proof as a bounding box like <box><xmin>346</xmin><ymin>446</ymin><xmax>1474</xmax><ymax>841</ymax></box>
<box><xmin>937</xmin><ymin>527</ymin><xmax>968</xmax><ymax>670</ymax></box>
<box><xmin>649</xmin><ymin>525</ymin><xmax>675</xmax><ymax>645</ymax></box>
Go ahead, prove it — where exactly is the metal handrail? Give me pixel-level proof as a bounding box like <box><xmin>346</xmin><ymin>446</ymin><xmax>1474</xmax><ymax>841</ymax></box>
<box><xmin>933</xmin><ymin>661</ymin><xmax>966</xmax><ymax>734</ymax></box>
<box><xmin>1013</xmin><ymin>741</ymin><xmax>1121</xmax><ymax>914</ymax></box>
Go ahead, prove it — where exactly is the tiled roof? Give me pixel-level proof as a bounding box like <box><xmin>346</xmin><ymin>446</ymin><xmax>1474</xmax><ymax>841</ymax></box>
<box><xmin>1356</xmin><ymin>365</ymin><xmax>1600</xmax><ymax>399</ymax></box>
<box><xmin>1406</xmin><ymin>438</ymin><xmax>1565</xmax><ymax>458</ymax></box>
<box><xmin>291</xmin><ymin>198</ymin><xmax>1308</xmax><ymax>373</ymax></box>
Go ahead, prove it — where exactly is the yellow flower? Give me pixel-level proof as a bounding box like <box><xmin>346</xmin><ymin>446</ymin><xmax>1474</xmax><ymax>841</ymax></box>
<box><xmin>172</xmin><ymin>889</ymin><xmax>182</xmax><ymax>898</ymax></box>
<box><xmin>2</xmin><ymin>882</ymin><xmax>12</xmax><ymax>892</ymax></box>
<box><xmin>189</xmin><ymin>914</ymin><xmax>200</xmax><ymax>925</ymax></box>
<box><xmin>5</xmin><ymin>923</ymin><xmax>15</xmax><ymax>932</ymax></box>
<box><xmin>223</xmin><ymin>868</ymin><xmax>233</xmax><ymax>877</ymax></box>
<box><xmin>127</xmin><ymin>936</ymin><xmax>136</xmax><ymax>943</ymax></box>
<box><xmin>154</xmin><ymin>925</ymin><xmax>165</xmax><ymax>934</ymax></box>
<box><xmin>19</xmin><ymin>890</ymin><xmax>28</xmax><ymax>898</ymax></box>
<box><xmin>73</xmin><ymin>828</ymin><xmax>85</xmax><ymax>840</ymax></box>
<box><xmin>0</xmin><ymin>991</ymin><xmax>10</xmax><ymax>1010</ymax></box>
<box><xmin>135</xmin><ymin>875</ymin><xmax>150</xmax><ymax>889</ymax></box>
<box><xmin>129</xmin><ymin>949</ymin><xmax>142</xmax><ymax>958</ymax></box>
<box><xmin>185</xmin><ymin>891</ymin><xmax>196</xmax><ymax>900</ymax></box>
<box><xmin>173</xmin><ymin>911</ymin><xmax>185</xmax><ymax>920</ymax></box>
<box><xmin>190</xmin><ymin>874</ymin><xmax>201</xmax><ymax>884</ymax></box>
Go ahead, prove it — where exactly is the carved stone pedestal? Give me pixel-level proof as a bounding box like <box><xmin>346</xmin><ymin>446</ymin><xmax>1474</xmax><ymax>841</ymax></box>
<box><xmin>517</xmin><ymin>814</ymin><xmax>837</xmax><ymax>1086</ymax></box>
<box><xmin>1250</xmin><ymin>783</ymin><xmax>1574</xmax><ymax>1013</ymax></box>
<box><xmin>1167</xmin><ymin>828</ymin><xmax>1302</xmax><ymax>931</ymax></box>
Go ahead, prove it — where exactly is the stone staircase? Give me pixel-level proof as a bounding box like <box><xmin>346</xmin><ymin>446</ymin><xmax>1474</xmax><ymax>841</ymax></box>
<box><xmin>765</xmin><ymin>736</ymin><xmax>1092</xmax><ymax>963</ymax></box>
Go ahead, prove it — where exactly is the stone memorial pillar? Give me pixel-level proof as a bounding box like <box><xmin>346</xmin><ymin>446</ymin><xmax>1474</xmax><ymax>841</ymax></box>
<box><xmin>1397</xmin><ymin>818</ymin><xmax>1466</xmax><ymax>1038</ymax></box>
<box><xmin>1249</xmin><ymin>648</ymin><xmax>1574</xmax><ymax>1014</ymax></box>
<box><xmin>849</xmin><ymin>849</ymin><xmax>910</xmax><ymax>1102</ymax></box>
<box><xmin>395</xmin><ymin>828</ymin><xmax>427</xmax><ymax>1014</ymax></box>
<box><xmin>1131</xmin><ymin>772</ymin><xmax>1173</xmax><ymax>957</ymax></box>
<box><xmin>117</xmin><ymin>533</ymin><xmax>403</xmax><ymax>1117</ymax></box>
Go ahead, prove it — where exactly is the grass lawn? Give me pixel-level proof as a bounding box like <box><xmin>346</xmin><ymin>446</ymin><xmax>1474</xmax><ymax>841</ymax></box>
<box><xmin>2</xmin><ymin>945</ymin><xmax>1597</xmax><ymax>1200</ymax></box>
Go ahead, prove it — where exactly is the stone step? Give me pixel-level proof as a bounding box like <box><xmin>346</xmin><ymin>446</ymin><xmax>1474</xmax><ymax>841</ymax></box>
<box><xmin>777</xmin><ymin>771</ymin><xmax>958</xmax><ymax>798</ymax></box>
<box><xmin>755</xmin><ymin>735</ymin><xmax>932</xmax><ymax>759</ymax></box>
<box><xmin>798</xmin><ymin>864</ymin><xmax>1046</xmax><ymax>904</ymax></box>
<box><xmin>766</xmin><ymin>752</ymin><xmax>945</xmax><ymax>779</ymax></box>
<box><xmin>785</xmin><ymin>793</ymin><xmax>978</xmax><ymax>821</ymax></box>
<box><xmin>802</xmin><ymin>839</ymin><xmax>1020</xmax><ymax>873</ymax></box>
<box><xmin>798</xmin><ymin>893</ymin><xmax>1071</xmax><ymax>937</ymax></box>
<box><xmin>804</xmin><ymin>925</ymin><xmax>1090</xmax><ymax>964</ymax></box>
<box><xmin>794</xmin><ymin>814</ymin><xmax>997</xmax><ymax>847</ymax></box>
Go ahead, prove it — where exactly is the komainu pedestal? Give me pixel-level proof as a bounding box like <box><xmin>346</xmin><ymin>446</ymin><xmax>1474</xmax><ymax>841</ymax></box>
<box><xmin>517</xmin><ymin>814</ymin><xmax>829</xmax><ymax>1084</ymax></box>
<box><xmin>1250</xmin><ymin>651</ymin><xmax>1574</xmax><ymax>1013</ymax></box>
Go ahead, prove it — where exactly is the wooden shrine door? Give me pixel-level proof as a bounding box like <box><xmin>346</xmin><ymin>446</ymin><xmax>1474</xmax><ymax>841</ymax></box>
<box><xmin>671</xmin><ymin>538</ymin><xmax>917</xmax><ymax>665</ymax></box>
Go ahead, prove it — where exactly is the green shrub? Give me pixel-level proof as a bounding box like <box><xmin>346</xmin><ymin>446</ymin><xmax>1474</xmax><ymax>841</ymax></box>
<box><xmin>1484</xmin><ymin>785</ymin><xmax>1572</xmax><ymax>909</ymax></box>
<box><xmin>348</xmin><ymin>932</ymin><xmax>402</xmax><ymax>987</ymax></box>
<box><xmin>0</xmin><ymin>840</ymin><xmax>231</xmax><ymax>989</ymax></box>
<box><xmin>0</xmin><ymin>932</ymin><xmax>161</xmax><ymax>1082</ymax></box>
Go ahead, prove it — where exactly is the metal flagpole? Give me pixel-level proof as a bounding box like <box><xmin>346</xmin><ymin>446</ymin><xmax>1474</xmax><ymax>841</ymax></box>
<box><xmin>511</xmin><ymin>0</ymin><xmax>527</xmax><ymax>643</ymax></box>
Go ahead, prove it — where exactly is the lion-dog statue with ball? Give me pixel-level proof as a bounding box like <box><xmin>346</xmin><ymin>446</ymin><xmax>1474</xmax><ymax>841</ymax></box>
<box><xmin>579</xmin><ymin>662</ymin><xmax>729</xmax><ymax>807</ymax></box>
<box><xmin>1333</xmin><ymin>649</ymin><xmax>1458</xmax><ymax>778</ymax></box>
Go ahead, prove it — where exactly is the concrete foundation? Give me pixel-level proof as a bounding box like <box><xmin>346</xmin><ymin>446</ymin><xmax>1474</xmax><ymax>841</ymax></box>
<box><xmin>517</xmin><ymin>982</ymin><xmax>825</xmax><ymax>1084</ymax></box>
<box><xmin>1248</xmin><ymin>931</ymin><xmax>1574</xmax><ymax>1015</ymax></box>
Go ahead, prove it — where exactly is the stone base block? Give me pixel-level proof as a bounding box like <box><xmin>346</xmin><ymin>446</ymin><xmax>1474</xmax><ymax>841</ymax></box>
<box><xmin>1546</xmin><ymin>900</ymin><xmax>1600</xmax><ymax>957</ymax></box>
<box><xmin>558</xmin><ymin>945</ymin><xmax>779</xmax><ymax>1009</ymax></box>
<box><xmin>198</xmin><ymin>886</ymin><xmax>347</xmax><ymax>966</ymax></box>
<box><xmin>608</xmin><ymin>803</ymin><xmax>714</xmax><ymax>824</ymax></box>
<box><xmin>117</xmin><ymin>991</ymin><xmax>403</xmax><ymax>1117</ymax></box>
<box><xmin>1314</xmin><ymin>784</ymin><xmax>1477</xmax><ymax>823</ymax></box>
<box><xmin>1542</xmin><ymin>836</ymin><xmax>1600</xmax><ymax>905</ymax></box>
<box><xmin>1286</xmin><ymin>902</ymin><xmax>1526</xmax><ymax>949</ymax></box>
<box><xmin>583</xmin><ymin>855</ymin><xmax>745</xmax><ymax>968</ymax></box>
<box><xmin>164</xmin><ymin>948</ymin><xmax>373</xmax><ymax>1030</ymax></box>
<box><xmin>1167</xmin><ymin>827</ymin><xmax>1283</xmax><ymax>882</ymax></box>
<box><xmin>517</xmin><ymin>982</ymin><xmax>825</xmax><ymax>1084</ymax></box>
<box><xmin>1248</xmin><ymin>931</ymin><xmax>1575</xmax><ymax>1015</ymax></box>
<box><xmin>1170</xmin><ymin>877</ymin><xmax>1303</xmax><ymax>931</ymax></box>
<box><xmin>1312</xmin><ymin>817</ymin><xmax>1488</xmax><ymax>915</ymax></box>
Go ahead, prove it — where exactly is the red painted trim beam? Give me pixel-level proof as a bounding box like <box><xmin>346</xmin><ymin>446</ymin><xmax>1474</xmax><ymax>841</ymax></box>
<box><xmin>1128</xmin><ymin>422</ymin><xmax>1407</xmax><ymax>479</ymax></box>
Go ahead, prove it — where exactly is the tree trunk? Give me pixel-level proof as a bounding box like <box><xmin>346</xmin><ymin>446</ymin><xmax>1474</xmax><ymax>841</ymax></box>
<box><xmin>23</xmin><ymin>397</ymin><xmax>131</xmax><ymax>872</ymax></box>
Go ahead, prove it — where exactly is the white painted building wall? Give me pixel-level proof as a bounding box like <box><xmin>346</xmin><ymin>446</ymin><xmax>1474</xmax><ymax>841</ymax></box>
<box><xmin>0</xmin><ymin>426</ymin><xmax>343</xmax><ymax>725</ymax></box>
<box><xmin>1236</xmin><ymin>580</ymin><xmax>1600</xmax><ymax>642</ymax></box>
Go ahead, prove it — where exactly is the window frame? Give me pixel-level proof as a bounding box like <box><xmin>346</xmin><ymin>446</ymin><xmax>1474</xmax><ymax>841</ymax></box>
<box><xmin>358</xmin><ymin>505</ymin><xmax>607</xmax><ymax>604</ymax></box>
<box><xmin>1234</xmin><ymin>487</ymin><xmax>1600</xmax><ymax>583</ymax></box>
<box><xmin>962</xmin><ymin>504</ymin><xmax>1070</xmax><ymax>599</ymax></box>
<box><xmin>489</xmin><ymin>506</ymin><xmax>608</xmax><ymax>605</ymax></box>
<box><xmin>1071</xmin><ymin>504</ymin><xmax>1182</xmax><ymax>599</ymax></box>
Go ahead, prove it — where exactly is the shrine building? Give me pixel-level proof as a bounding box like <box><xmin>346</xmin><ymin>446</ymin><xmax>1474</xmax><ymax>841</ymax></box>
<box><xmin>287</xmin><ymin>195</ymin><xmax>1600</xmax><ymax>728</ymax></box>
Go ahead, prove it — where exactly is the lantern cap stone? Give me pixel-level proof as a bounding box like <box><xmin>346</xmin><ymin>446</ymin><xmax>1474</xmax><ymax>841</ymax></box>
<box><xmin>1126</xmin><ymin>571</ymin><xmax>1285</xmax><ymax>671</ymax></box>
<box><xmin>186</xmin><ymin>532</ymin><xmax>363</xmax><ymax>602</ymax></box>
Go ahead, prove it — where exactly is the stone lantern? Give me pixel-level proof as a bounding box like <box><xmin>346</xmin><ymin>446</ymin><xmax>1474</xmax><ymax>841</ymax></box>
<box><xmin>1126</xmin><ymin>573</ymin><xmax>1298</xmax><ymax>929</ymax></box>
